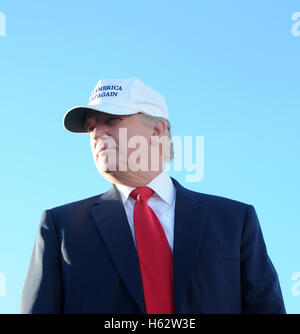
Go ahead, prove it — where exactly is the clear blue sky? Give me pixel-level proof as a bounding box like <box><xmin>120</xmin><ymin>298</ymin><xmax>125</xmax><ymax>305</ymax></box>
<box><xmin>0</xmin><ymin>0</ymin><xmax>299</xmax><ymax>313</ymax></box>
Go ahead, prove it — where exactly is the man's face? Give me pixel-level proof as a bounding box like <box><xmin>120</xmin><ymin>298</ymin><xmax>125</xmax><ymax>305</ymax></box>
<box><xmin>85</xmin><ymin>111</ymin><xmax>154</xmax><ymax>181</ymax></box>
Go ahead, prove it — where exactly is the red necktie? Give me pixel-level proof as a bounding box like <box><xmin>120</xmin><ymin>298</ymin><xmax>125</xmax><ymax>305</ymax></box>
<box><xmin>130</xmin><ymin>186</ymin><xmax>175</xmax><ymax>314</ymax></box>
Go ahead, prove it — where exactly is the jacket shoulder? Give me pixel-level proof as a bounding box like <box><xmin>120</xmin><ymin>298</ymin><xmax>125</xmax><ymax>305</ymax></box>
<box><xmin>43</xmin><ymin>193</ymin><xmax>108</xmax><ymax>229</ymax></box>
<box><xmin>38</xmin><ymin>193</ymin><xmax>109</xmax><ymax>237</ymax></box>
<box><xmin>172</xmin><ymin>177</ymin><xmax>250</xmax><ymax>210</ymax></box>
<box><xmin>178</xmin><ymin>184</ymin><xmax>249</xmax><ymax>209</ymax></box>
<box><xmin>48</xmin><ymin>194</ymin><xmax>102</xmax><ymax>211</ymax></box>
<box><xmin>178</xmin><ymin>186</ymin><xmax>253</xmax><ymax>223</ymax></box>
<box><xmin>194</xmin><ymin>191</ymin><xmax>249</xmax><ymax>208</ymax></box>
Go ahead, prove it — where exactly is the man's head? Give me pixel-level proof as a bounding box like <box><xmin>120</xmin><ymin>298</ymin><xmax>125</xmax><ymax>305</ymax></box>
<box><xmin>63</xmin><ymin>78</ymin><xmax>173</xmax><ymax>187</ymax></box>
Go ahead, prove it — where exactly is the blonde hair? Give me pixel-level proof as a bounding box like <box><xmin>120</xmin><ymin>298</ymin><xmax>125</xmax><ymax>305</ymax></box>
<box><xmin>137</xmin><ymin>112</ymin><xmax>174</xmax><ymax>163</ymax></box>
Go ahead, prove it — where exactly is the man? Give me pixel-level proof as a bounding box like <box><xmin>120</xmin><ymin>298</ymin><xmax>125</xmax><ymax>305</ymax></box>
<box><xmin>20</xmin><ymin>77</ymin><xmax>286</xmax><ymax>314</ymax></box>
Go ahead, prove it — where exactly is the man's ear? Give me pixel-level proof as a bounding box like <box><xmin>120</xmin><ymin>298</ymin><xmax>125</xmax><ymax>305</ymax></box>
<box><xmin>152</xmin><ymin>120</ymin><xmax>166</xmax><ymax>138</ymax></box>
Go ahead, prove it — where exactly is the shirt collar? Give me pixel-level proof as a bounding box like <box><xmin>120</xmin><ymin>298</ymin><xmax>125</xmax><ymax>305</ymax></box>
<box><xmin>115</xmin><ymin>171</ymin><xmax>175</xmax><ymax>205</ymax></box>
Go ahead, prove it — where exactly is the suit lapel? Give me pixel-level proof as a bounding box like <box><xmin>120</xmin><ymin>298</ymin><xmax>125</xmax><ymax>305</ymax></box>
<box><xmin>171</xmin><ymin>178</ymin><xmax>208</xmax><ymax>313</ymax></box>
<box><xmin>89</xmin><ymin>178</ymin><xmax>208</xmax><ymax>314</ymax></box>
<box><xmin>89</xmin><ymin>185</ymin><xmax>145</xmax><ymax>313</ymax></box>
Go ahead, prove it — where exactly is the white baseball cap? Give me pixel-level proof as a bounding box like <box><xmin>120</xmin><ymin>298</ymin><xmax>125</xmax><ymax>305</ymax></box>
<box><xmin>63</xmin><ymin>77</ymin><xmax>169</xmax><ymax>133</ymax></box>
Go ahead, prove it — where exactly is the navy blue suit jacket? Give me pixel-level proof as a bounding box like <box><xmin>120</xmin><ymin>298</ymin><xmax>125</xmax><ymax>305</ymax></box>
<box><xmin>20</xmin><ymin>178</ymin><xmax>285</xmax><ymax>314</ymax></box>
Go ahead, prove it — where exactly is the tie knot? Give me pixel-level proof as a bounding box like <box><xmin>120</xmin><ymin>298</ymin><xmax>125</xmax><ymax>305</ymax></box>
<box><xmin>129</xmin><ymin>186</ymin><xmax>155</xmax><ymax>202</ymax></box>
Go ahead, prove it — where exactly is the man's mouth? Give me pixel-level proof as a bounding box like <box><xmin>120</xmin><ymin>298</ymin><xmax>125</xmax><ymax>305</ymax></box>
<box><xmin>96</xmin><ymin>143</ymin><xmax>108</xmax><ymax>155</ymax></box>
<box><xmin>96</xmin><ymin>146</ymin><xmax>117</xmax><ymax>160</ymax></box>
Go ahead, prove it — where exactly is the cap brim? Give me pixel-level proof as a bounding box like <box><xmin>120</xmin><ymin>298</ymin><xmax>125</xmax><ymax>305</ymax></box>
<box><xmin>63</xmin><ymin>104</ymin><xmax>139</xmax><ymax>133</ymax></box>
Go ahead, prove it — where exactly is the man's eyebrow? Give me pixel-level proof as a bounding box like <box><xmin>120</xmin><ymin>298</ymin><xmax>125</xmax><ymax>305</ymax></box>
<box><xmin>106</xmin><ymin>115</ymin><xmax>123</xmax><ymax>119</ymax></box>
<box><xmin>84</xmin><ymin>114</ymin><xmax>124</xmax><ymax>129</ymax></box>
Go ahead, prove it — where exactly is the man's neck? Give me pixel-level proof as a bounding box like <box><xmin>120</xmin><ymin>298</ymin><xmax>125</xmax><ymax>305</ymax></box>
<box><xmin>103</xmin><ymin>170</ymin><xmax>164</xmax><ymax>188</ymax></box>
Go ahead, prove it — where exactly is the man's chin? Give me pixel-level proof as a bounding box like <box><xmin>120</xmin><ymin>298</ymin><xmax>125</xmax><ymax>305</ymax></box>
<box><xmin>97</xmin><ymin>164</ymin><xmax>120</xmax><ymax>177</ymax></box>
<box><xmin>98</xmin><ymin>168</ymin><xmax>128</xmax><ymax>185</ymax></box>
<box><xmin>98</xmin><ymin>165</ymin><xmax>116</xmax><ymax>175</ymax></box>
<box><xmin>96</xmin><ymin>156</ymin><xmax>118</xmax><ymax>174</ymax></box>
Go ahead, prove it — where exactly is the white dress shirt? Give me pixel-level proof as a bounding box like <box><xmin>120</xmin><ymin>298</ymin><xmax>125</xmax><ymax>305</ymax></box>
<box><xmin>115</xmin><ymin>171</ymin><xmax>176</xmax><ymax>253</ymax></box>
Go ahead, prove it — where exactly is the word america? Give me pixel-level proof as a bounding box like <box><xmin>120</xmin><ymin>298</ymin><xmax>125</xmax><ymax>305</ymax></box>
<box><xmin>89</xmin><ymin>85</ymin><xmax>122</xmax><ymax>102</ymax></box>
